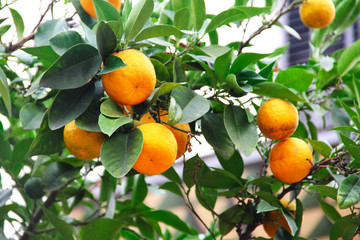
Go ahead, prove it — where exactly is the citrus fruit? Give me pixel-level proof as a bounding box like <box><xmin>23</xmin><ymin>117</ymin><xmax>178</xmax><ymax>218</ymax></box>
<box><xmin>140</xmin><ymin>111</ymin><xmax>191</xmax><ymax>159</ymax></box>
<box><xmin>24</xmin><ymin>177</ymin><xmax>46</xmax><ymax>200</ymax></box>
<box><xmin>270</xmin><ymin>137</ymin><xmax>313</xmax><ymax>183</ymax></box>
<box><xmin>133</xmin><ymin>123</ymin><xmax>177</xmax><ymax>175</ymax></box>
<box><xmin>63</xmin><ymin>120</ymin><xmax>106</xmax><ymax>161</ymax></box>
<box><xmin>80</xmin><ymin>0</ymin><xmax>122</xmax><ymax>18</ymax></box>
<box><xmin>257</xmin><ymin>98</ymin><xmax>298</xmax><ymax>140</ymax></box>
<box><xmin>263</xmin><ymin>199</ymin><xmax>296</xmax><ymax>237</ymax></box>
<box><xmin>102</xmin><ymin>49</ymin><xmax>156</xmax><ymax>106</ymax></box>
<box><xmin>299</xmin><ymin>0</ymin><xmax>335</xmax><ymax>28</ymax></box>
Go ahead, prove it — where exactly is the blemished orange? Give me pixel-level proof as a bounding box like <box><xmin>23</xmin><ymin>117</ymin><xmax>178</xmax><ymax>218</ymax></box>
<box><xmin>263</xmin><ymin>200</ymin><xmax>296</xmax><ymax>237</ymax></box>
<box><xmin>102</xmin><ymin>49</ymin><xmax>156</xmax><ymax>106</ymax></box>
<box><xmin>63</xmin><ymin>120</ymin><xmax>106</xmax><ymax>160</ymax></box>
<box><xmin>140</xmin><ymin>111</ymin><xmax>191</xmax><ymax>159</ymax></box>
<box><xmin>257</xmin><ymin>98</ymin><xmax>299</xmax><ymax>140</ymax></box>
<box><xmin>270</xmin><ymin>137</ymin><xmax>313</xmax><ymax>183</ymax></box>
<box><xmin>299</xmin><ymin>0</ymin><xmax>335</xmax><ymax>28</ymax></box>
<box><xmin>80</xmin><ymin>0</ymin><xmax>121</xmax><ymax>18</ymax></box>
<box><xmin>133</xmin><ymin>123</ymin><xmax>177</xmax><ymax>175</ymax></box>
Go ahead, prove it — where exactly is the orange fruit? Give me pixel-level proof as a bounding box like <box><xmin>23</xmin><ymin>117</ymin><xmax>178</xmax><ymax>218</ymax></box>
<box><xmin>80</xmin><ymin>0</ymin><xmax>122</xmax><ymax>18</ymax></box>
<box><xmin>63</xmin><ymin>120</ymin><xmax>106</xmax><ymax>160</ymax></box>
<box><xmin>102</xmin><ymin>49</ymin><xmax>156</xmax><ymax>106</ymax></box>
<box><xmin>263</xmin><ymin>199</ymin><xmax>296</xmax><ymax>237</ymax></box>
<box><xmin>299</xmin><ymin>0</ymin><xmax>335</xmax><ymax>28</ymax></box>
<box><xmin>133</xmin><ymin>123</ymin><xmax>177</xmax><ymax>175</ymax></box>
<box><xmin>140</xmin><ymin>111</ymin><xmax>191</xmax><ymax>159</ymax></box>
<box><xmin>257</xmin><ymin>98</ymin><xmax>298</xmax><ymax>140</ymax></box>
<box><xmin>270</xmin><ymin>137</ymin><xmax>313</xmax><ymax>183</ymax></box>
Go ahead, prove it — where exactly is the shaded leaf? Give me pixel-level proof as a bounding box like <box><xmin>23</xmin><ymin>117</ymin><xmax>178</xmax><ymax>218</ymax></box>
<box><xmin>252</xmin><ymin>82</ymin><xmax>305</xmax><ymax>102</ymax></box>
<box><xmin>82</xmin><ymin>218</ymin><xmax>122</xmax><ymax>240</ymax></box>
<box><xmin>42</xmin><ymin>207</ymin><xmax>74</xmax><ymax>240</ymax></box>
<box><xmin>98</xmin><ymin>55</ymin><xmax>126</xmax><ymax>75</ymax></box>
<box><xmin>330</xmin><ymin>214</ymin><xmax>359</xmax><ymax>240</ymax></box>
<box><xmin>98</xmin><ymin>114</ymin><xmax>133</xmax><ymax>136</ymax></box>
<box><xmin>0</xmin><ymin>67</ymin><xmax>11</xmax><ymax>116</ymax></box>
<box><xmin>42</xmin><ymin>162</ymin><xmax>80</xmax><ymax>191</ymax></box>
<box><xmin>35</xmin><ymin>19</ymin><xmax>69</xmax><ymax>46</ymax></box>
<box><xmin>49</xmin><ymin>30</ymin><xmax>85</xmax><ymax>56</ymax></box>
<box><xmin>96</xmin><ymin>21</ymin><xmax>117</xmax><ymax>62</ymax></box>
<box><xmin>132</xmin><ymin>174</ymin><xmax>148</xmax><ymax>206</ymax></box>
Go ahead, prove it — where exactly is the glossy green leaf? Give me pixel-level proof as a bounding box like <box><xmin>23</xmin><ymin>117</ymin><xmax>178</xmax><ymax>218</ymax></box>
<box><xmin>252</xmin><ymin>82</ymin><xmax>305</xmax><ymax>102</ymax></box>
<box><xmin>42</xmin><ymin>162</ymin><xmax>80</xmax><ymax>191</ymax></box>
<box><xmin>22</xmin><ymin>46</ymin><xmax>59</xmax><ymax>63</ymax></box>
<box><xmin>214</xmin><ymin>49</ymin><xmax>232</xmax><ymax>83</ymax></box>
<box><xmin>100</xmin><ymin>98</ymin><xmax>126</xmax><ymax>117</ymax></box>
<box><xmin>10</xmin><ymin>8</ymin><xmax>24</xmax><ymax>40</ymax></box>
<box><xmin>82</xmin><ymin>218</ymin><xmax>122</xmax><ymax>240</ymax></box>
<box><xmin>100</xmin><ymin>129</ymin><xmax>143</xmax><ymax>178</ymax></box>
<box><xmin>195</xmin><ymin>186</ymin><xmax>217</xmax><ymax>211</ymax></box>
<box><xmin>231</xmin><ymin>52</ymin><xmax>270</xmax><ymax>74</ymax></box>
<box><xmin>226</xmin><ymin>73</ymin><xmax>252</xmax><ymax>96</ymax></box>
<box><xmin>93</xmin><ymin>0</ymin><xmax>120</xmax><ymax>22</ymax></box>
<box><xmin>162</xmin><ymin>167</ymin><xmax>181</xmax><ymax>184</ymax></box>
<box><xmin>224</xmin><ymin>105</ymin><xmax>258</xmax><ymax>156</ymax></box>
<box><xmin>201</xmin><ymin>113</ymin><xmax>235</xmax><ymax>160</ymax></box>
<box><xmin>171</xmin><ymin>86</ymin><xmax>210</xmax><ymax>124</ymax></box>
<box><xmin>167</xmin><ymin>96</ymin><xmax>183</xmax><ymax>125</ymax></box>
<box><xmin>149</xmin><ymin>82</ymin><xmax>182</xmax><ymax>106</ymax></box>
<box><xmin>132</xmin><ymin>174</ymin><xmax>148</xmax><ymax>206</ymax></box>
<box><xmin>150</xmin><ymin>58</ymin><xmax>170</xmax><ymax>82</ymax></box>
<box><xmin>190</xmin><ymin>0</ymin><xmax>206</xmax><ymax>31</ymax></box>
<box><xmin>338</xmin><ymin>39</ymin><xmax>360</xmax><ymax>77</ymax></box>
<box><xmin>125</xmin><ymin>0</ymin><xmax>154</xmax><ymax>41</ymax></box>
<box><xmin>198</xmin><ymin>170</ymin><xmax>236</xmax><ymax>188</ymax></box>
<box><xmin>0</xmin><ymin>67</ymin><xmax>11</xmax><ymax>116</ymax></box>
<box><xmin>215</xmin><ymin>150</ymin><xmax>244</xmax><ymax>177</ymax></box>
<box><xmin>337</xmin><ymin>174</ymin><xmax>360</xmax><ymax>209</ymax></box>
<box><xmin>34</xmin><ymin>19</ymin><xmax>69</xmax><ymax>46</ymax></box>
<box><xmin>48</xmin><ymin>83</ymin><xmax>94</xmax><ymax>130</ymax></box>
<box><xmin>98</xmin><ymin>114</ymin><xmax>133</xmax><ymax>136</ymax></box>
<box><xmin>160</xmin><ymin>182</ymin><xmax>183</xmax><ymax>198</ymax></box>
<box><xmin>308</xmin><ymin>185</ymin><xmax>337</xmax><ymax>200</ymax></box>
<box><xmin>49</xmin><ymin>31</ymin><xmax>85</xmax><ymax>56</ymax></box>
<box><xmin>76</xmin><ymin>101</ymin><xmax>102</xmax><ymax>132</ymax></box>
<box><xmin>306</xmin><ymin>139</ymin><xmax>332</xmax><ymax>158</ymax></box>
<box><xmin>98</xmin><ymin>55</ymin><xmax>126</xmax><ymax>75</ymax></box>
<box><xmin>174</xmin><ymin>7</ymin><xmax>190</xmax><ymax>30</ymax></box>
<box><xmin>42</xmin><ymin>207</ymin><xmax>74</xmax><ymax>240</ymax></box>
<box><xmin>135</xmin><ymin>25</ymin><xmax>184</xmax><ymax>42</ymax></box>
<box><xmin>275</xmin><ymin>68</ymin><xmax>315</xmax><ymax>92</ymax></box>
<box><xmin>257</xmin><ymin>200</ymin><xmax>278</xmax><ymax>213</ymax></box>
<box><xmin>330</xmin><ymin>214</ymin><xmax>359</xmax><ymax>240</ymax></box>
<box><xmin>205</xmin><ymin>6</ymin><xmax>270</xmax><ymax>33</ymax></box>
<box><xmin>26</xmin><ymin>114</ymin><xmax>64</xmax><ymax>157</ymax></box>
<box><xmin>319</xmin><ymin>200</ymin><xmax>341</xmax><ymax>223</ymax></box>
<box><xmin>40</xmin><ymin>44</ymin><xmax>101</xmax><ymax>89</ymax></box>
<box><xmin>96</xmin><ymin>21</ymin><xmax>117</xmax><ymax>62</ymax></box>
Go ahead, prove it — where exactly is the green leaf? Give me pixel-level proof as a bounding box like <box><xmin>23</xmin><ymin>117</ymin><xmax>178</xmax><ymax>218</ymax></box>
<box><xmin>82</xmin><ymin>218</ymin><xmax>122</xmax><ymax>240</ymax></box>
<box><xmin>201</xmin><ymin>113</ymin><xmax>235</xmax><ymax>160</ymax></box>
<box><xmin>226</xmin><ymin>73</ymin><xmax>252</xmax><ymax>96</ymax></box>
<box><xmin>306</xmin><ymin>139</ymin><xmax>332</xmax><ymax>158</ymax></box>
<box><xmin>0</xmin><ymin>129</ymin><xmax>11</xmax><ymax>163</ymax></box>
<box><xmin>337</xmin><ymin>175</ymin><xmax>360</xmax><ymax>209</ymax></box>
<box><xmin>80</xmin><ymin>21</ymin><xmax>97</xmax><ymax>48</ymax></box>
<box><xmin>224</xmin><ymin>105</ymin><xmax>258</xmax><ymax>156</ymax></box>
<box><xmin>40</xmin><ymin>44</ymin><xmax>102</xmax><ymax>89</ymax></box>
<box><xmin>9</xmin><ymin>8</ymin><xmax>24</xmax><ymax>40</ymax></box>
<box><xmin>26</xmin><ymin>114</ymin><xmax>64</xmax><ymax>157</ymax></box>
<box><xmin>49</xmin><ymin>30</ymin><xmax>85</xmax><ymax>56</ymax></box>
<box><xmin>125</xmin><ymin>0</ymin><xmax>154</xmax><ymax>41</ymax></box>
<box><xmin>42</xmin><ymin>207</ymin><xmax>74</xmax><ymax>240</ymax></box>
<box><xmin>135</xmin><ymin>25</ymin><xmax>184</xmax><ymax>42</ymax></box>
<box><xmin>231</xmin><ymin>52</ymin><xmax>270</xmax><ymax>74</ymax></box>
<box><xmin>98</xmin><ymin>55</ymin><xmax>126</xmax><ymax>75</ymax></box>
<box><xmin>22</xmin><ymin>46</ymin><xmax>59</xmax><ymax>63</ymax></box>
<box><xmin>98</xmin><ymin>114</ymin><xmax>133</xmax><ymax>136</ymax></box>
<box><xmin>135</xmin><ymin>217</ymin><xmax>155</xmax><ymax>239</ymax></box>
<box><xmin>275</xmin><ymin>68</ymin><xmax>315</xmax><ymax>92</ymax></box>
<box><xmin>132</xmin><ymin>174</ymin><xmax>148</xmax><ymax>206</ymax></box>
<box><xmin>308</xmin><ymin>185</ymin><xmax>337</xmax><ymax>200</ymax></box>
<box><xmin>145</xmin><ymin>210</ymin><xmax>194</xmax><ymax>235</ymax></box>
<box><xmin>281</xmin><ymin>208</ymin><xmax>298</xmax><ymax>235</ymax></box>
<box><xmin>339</xmin><ymin>133</ymin><xmax>360</xmax><ymax>166</ymax></box>
<box><xmin>48</xmin><ymin>83</ymin><xmax>94</xmax><ymax>130</ymax></box>
<box><xmin>150</xmin><ymin>58</ymin><xmax>170</xmax><ymax>82</ymax></box>
<box><xmin>42</xmin><ymin>162</ymin><xmax>80</xmax><ymax>191</ymax></box>
<box><xmin>174</xmin><ymin>7</ymin><xmax>191</xmax><ymax>30</ymax></box>
<box><xmin>100</xmin><ymin>98</ymin><xmax>126</xmax><ymax>117</ymax></box>
<box><xmin>10</xmin><ymin>138</ymin><xmax>33</xmax><ymax>176</ymax></box>
<box><xmin>252</xmin><ymin>82</ymin><xmax>305</xmax><ymax>102</ymax></box>
<box><xmin>214</xmin><ymin>49</ymin><xmax>232</xmax><ymax>83</ymax></box>
<box><xmin>161</xmin><ymin>167</ymin><xmax>181</xmax><ymax>184</ymax></box>
<box><xmin>319</xmin><ymin>200</ymin><xmax>341</xmax><ymax>223</ymax></box>
<box><xmin>149</xmin><ymin>83</ymin><xmax>182</xmax><ymax>106</ymax></box>
<box><xmin>93</xmin><ymin>0</ymin><xmax>121</xmax><ymax>22</ymax></box>
<box><xmin>100</xmin><ymin>129</ymin><xmax>143</xmax><ymax>178</ymax></box>
<box><xmin>330</xmin><ymin>214</ymin><xmax>359</xmax><ymax>240</ymax></box>
<box><xmin>0</xmin><ymin>67</ymin><xmax>11</xmax><ymax>116</ymax></box>
<box><xmin>171</xmin><ymin>86</ymin><xmax>210</xmax><ymax>124</ymax></box>
<box><xmin>173</xmin><ymin>56</ymin><xmax>186</xmax><ymax>83</ymax></box>
<box><xmin>76</xmin><ymin>99</ymin><xmax>102</xmax><ymax>132</ymax></box>
<box><xmin>183</xmin><ymin>155</ymin><xmax>206</xmax><ymax>188</ymax></box>
<box><xmin>35</xmin><ymin>19</ymin><xmax>69</xmax><ymax>46</ymax></box>
<box><xmin>219</xmin><ymin>205</ymin><xmax>245</xmax><ymax>235</ymax></box>
<box><xmin>167</xmin><ymin>96</ymin><xmax>183</xmax><ymax>125</ymax></box>
<box><xmin>338</xmin><ymin>39</ymin><xmax>360</xmax><ymax>77</ymax></box>
<box><xmin>0</xmin><ymin>189</ymin><xmax>12</xmax><ymax>207</ymax></box>
<box><xmin>257</xmin><ymin>200</ymin><xmax>278</xmax><ymax>213</ymax></box>
<box><xmin>215</xmin><ymin>150</ymin><xmax>244</xmax><ymax>177</ymax></box>
<box><xmin>205</xmin><ymin>7</ymin><xmax>270</xmax><ymax>33</ymax></box>
<box><xmin>190</xmin><ymin>0</ymin><xmax>206</xmax><ymax>31</ymax></box>
<box><xmin>96</xmin><ymin>21</ymin><xmax>117</xmax><ymax>62</ymax></box>
<box><xmin>160</xmin><ymin>182</ymin><xmax>183</xmax><ymax>198</ymax></box>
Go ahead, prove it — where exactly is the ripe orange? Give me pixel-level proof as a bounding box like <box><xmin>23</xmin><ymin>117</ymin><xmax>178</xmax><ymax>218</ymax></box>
<box><xmin>63</xmin><ymin>120</ymin><xmax>106</xmax><ymax>160</ymax></box>
<box><xmin>263</xmin><ymin>199</ymin><xmax>296</xmax><ymax>237</ymax></box>
<box><xmin>257</xmin><ymin>98</ymin><xmax>298</xmax><ymax>140</ymax></box>
<box><xmin>140</xmin><ymin>111</ymin><xmax>191</xmax><ymax>159</ymax></box>
<box><xmin>80</xmin><ymin>0</ymin><xmax>122</xmax><ymax>18</ymax></box>
<box><xmin>299</xmin><ymin>0</ymin><xmax>335</xmax><ymax>28</ymax></box>
<box><xmin>270</xmin><ymin>137</ymin><xmax>313</xmax><ymax>183</ymax></box>
<box><xmin>133</xmin><ymin>123</ymin><xmax>177</xmax><ymax>175</ymax></box>
<box><xmin>102</xmin><ymin>49</ymin><xmax>156</xmax><ymax>106</ymax></box>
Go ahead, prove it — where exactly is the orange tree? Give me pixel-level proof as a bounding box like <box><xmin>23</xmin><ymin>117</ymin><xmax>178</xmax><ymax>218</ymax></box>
<box><xmin>0</xmin><ymin>0</ymin><xmax>360</xmax><ymax>239</ymax></box>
